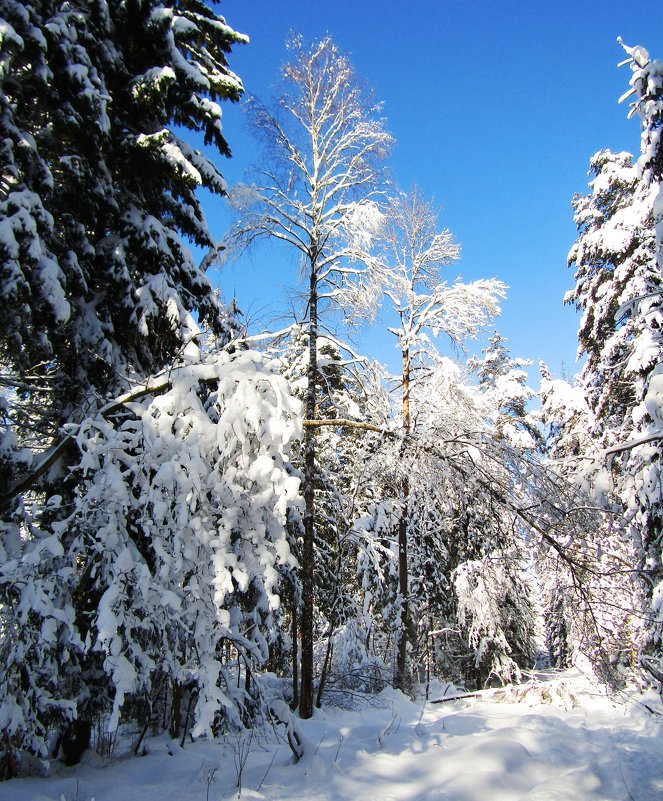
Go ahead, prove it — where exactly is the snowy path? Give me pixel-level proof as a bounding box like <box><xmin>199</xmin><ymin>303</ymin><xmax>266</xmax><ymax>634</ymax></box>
<box><xmin>3</xmin><ymin>672</ymin><xmax>663</xmax><ymax>801</ymax></box>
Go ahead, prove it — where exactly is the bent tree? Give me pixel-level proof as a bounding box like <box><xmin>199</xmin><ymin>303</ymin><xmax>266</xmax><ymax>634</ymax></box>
<box><xmin>229</xmin><ymin>35</ymin><xmax>392</xmax><ymax>717</ymax></box>
<box><xmin>372</xmin><ymin>188</ymin><xmax>506</xmax><ymax>689</ymax></box>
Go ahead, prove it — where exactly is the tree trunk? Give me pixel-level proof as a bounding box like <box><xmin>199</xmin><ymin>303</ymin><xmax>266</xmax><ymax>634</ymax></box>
<box><xmin>394</xmin><ymin>347</ymin><xmax>411</xmax><ymax>691</ymax></box>
<box><xmin>291</xmin><ymin>599</ymin><xmax>299</xmax><ymax>710</ymax></box>
<box><xmin>316</xmin><ymin>637</ymin><xmax>334</xmax><ymax>708</ymax></box>
<box><xmin>299</xmin><ymin>259</ymin><xmax>318</xmax><ymax>719</ymax></box>
<box><xmin>170</xmin><ymin>679</ymin><xmax>182</xmax><ymax>739</ymax></box>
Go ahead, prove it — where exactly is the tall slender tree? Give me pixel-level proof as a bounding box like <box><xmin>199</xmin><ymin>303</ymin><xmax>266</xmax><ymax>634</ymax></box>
<box><xmin>228</xmin><ymin>35</ymin><xmax>392</xmax><ymax>718</ymax></box>
<box><xmin>371</xmin><ymin>188</ymin><xmax>506</xmax><ymax>689</ymax></box>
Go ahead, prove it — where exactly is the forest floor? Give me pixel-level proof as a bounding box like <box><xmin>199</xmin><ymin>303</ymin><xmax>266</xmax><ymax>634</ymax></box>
<box><xmin>3</xmin><ymin>667</ymin><xmax>663</xmax><ymax>801</ymax></box>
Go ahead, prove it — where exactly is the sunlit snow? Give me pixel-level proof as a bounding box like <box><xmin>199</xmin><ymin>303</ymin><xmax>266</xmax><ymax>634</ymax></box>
<box><xmin>2</xmin><ymin>670</ymin><xmax>661</xmax><ymax>801</ymax></box>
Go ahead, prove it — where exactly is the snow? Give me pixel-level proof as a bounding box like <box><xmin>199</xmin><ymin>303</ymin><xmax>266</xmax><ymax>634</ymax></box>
<box><xmin>0</xmin><ymin>20</ymin><xmax>23</xmax><ymax>52</ymax></box>
<box><xmin>3</xmin><ymin>670</ymin><xmax>662</xmax><ymax>801</ymax></box>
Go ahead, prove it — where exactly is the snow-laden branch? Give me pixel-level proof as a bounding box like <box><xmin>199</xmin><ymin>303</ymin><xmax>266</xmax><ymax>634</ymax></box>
<box><xmin>303</xmin><ymin>418</ymin><xmax>392</xmax><ymax>433</ymax></box>
<box><xmin>1</xmin><ymin>352</ymin><xmax>278</xmax><ymax>508</ymax></box>
<box><xmin>602</xmin><ymin>430</ymin><xmax>663</xmax><ymax>456</ymax></box>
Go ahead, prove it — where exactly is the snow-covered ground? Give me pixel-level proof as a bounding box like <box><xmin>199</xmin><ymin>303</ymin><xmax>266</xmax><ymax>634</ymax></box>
<box><xmin>3</xmin><ymin>669</ymin><xmax>662</xmax><ymax>801</ymax></box>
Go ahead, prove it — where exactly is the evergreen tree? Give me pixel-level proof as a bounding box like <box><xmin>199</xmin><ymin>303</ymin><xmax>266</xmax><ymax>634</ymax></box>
<box><xmin>469</xmin><ymin>331</ymin><xmax>543</xmax><ymax>451</ymax></box>
<box><xmin>0</xmin><ymin>0</ymin><xmax>246</xmax><ymax>505</ymax></box>
<box><xmin>617</xmin><ymin>41</ymin><xmax>663</xmax><ymax>665</ymax></box>
<box><xmin>1</xmin><ymin>349</ymin><xmax>302</xmax><ymax>757</ymax></box>
<box><xmin>618</xmin><ymin>39</ymin><xmax>663</xmax><ymax>242</ymax></box>
<box><xmin>565</xmin><ymin>146</ymin><xmax>660</xmax><ymax>664</ymax></box>
<box><xmin>566</xmin><ymin>150</ymin><xmax>660</xmax><ymax>446</ymax></box>
<box><xmin>0</xmin><ymin>0</ymin><xmax>247</xmax><ymax>764</ymax></box>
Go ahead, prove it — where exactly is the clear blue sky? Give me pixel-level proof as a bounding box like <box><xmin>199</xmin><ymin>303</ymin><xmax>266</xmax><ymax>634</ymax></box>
<box><xmin>203</xmin><ymin>0</ymin><xmax>663</xmax><ymax>379</ymax></box>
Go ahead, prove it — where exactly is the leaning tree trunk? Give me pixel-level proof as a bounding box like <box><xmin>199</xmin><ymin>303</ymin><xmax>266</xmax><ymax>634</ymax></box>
<box><xmin>299</xmin><ymin>257</ymin><xmax>318</xmax><ymax>719</ymax></box>
<box><xmin>394</xmin><ymin>346</ymin><xmax>411</xmax><ymax>692</ymax></box>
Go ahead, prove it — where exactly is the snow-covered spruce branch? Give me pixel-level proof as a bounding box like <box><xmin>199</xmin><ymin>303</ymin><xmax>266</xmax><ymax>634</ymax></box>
<box><xmin>553</xmin><ymin>429</ymin><xmax>663</xmax><ymax>470</ymax></box>
<box><xmin>602</xmin><ymin>431</ymin><xmax>663</xmax><ymax>456</ymax></box>
<box><xmin>0</xmin><ymin>358</ymin><xmax>253</xmax><ymax>508</ymax></box>
<box><xmin>613</xmin><ymin>290</ymin><xmax>663</xmax><ymax>322</ymax></box>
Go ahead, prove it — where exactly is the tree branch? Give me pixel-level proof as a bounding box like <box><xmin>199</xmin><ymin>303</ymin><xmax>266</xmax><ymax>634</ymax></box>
<box><xmin>0</xmin><ymin>363</ymin><xmax>226</xmax><ymax>509</ymax></box>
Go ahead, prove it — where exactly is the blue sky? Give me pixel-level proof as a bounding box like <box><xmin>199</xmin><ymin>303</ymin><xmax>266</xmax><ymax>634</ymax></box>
<box><xmin>204</xmin><ymin>0</ymin><xmax>663</xmax><ymax>379</ymax></box>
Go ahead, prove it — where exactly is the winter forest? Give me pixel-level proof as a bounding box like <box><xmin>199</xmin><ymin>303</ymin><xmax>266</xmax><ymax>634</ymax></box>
<box><xmin>2</xmin><ymin>0</ymin><xmax>663</xmax><ymax>795</ymax></box>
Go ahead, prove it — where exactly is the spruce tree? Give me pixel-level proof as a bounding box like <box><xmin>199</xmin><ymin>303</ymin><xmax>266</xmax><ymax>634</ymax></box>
<box><xmin>0</xmin><ymin>0</ymin><xmax>246</xmax><ymax>502</ymax></box>
<box><xmin>469</xmin><ymin>331</ymin><xmax>543</xmax><ymax>451</ymax></box>
<box><xmin>0</xmin><ymin>0</ymin><xmax>246</xmax><ymax>764</ymax></box>
<box><xmin>566</xmin><ymin>148</ymin><xmax>660</xmax><ymax>663</ymax></box>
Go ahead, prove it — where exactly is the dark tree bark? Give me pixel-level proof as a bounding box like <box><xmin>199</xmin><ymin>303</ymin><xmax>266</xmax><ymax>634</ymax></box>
<box><xmin>300</xmin><ymin>262</ymin><xmax>319</xmax><ymax>719</ymax></box>
<box><xmin>395</xmin><ymin>347</ymin><xmax>411</xmax><ymax>691</ymax></box>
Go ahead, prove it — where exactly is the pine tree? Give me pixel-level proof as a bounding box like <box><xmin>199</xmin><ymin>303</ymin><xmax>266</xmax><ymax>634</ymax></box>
<box><xmin>1</xmin><ymin>344</ymin><xmax>302</xmax><ymax>759</ymax></box>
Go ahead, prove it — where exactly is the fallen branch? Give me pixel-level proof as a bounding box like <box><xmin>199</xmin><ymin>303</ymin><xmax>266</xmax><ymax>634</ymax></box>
<box><xmin>430</xmin><ymin>692</ymin><xmax>481</xmax><ymax>704</ymax></box>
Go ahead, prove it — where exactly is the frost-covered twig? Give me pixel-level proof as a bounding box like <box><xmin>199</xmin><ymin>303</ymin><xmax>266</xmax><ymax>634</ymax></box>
<box><xmin>255</xmin><ymin>746</ymin><xmax>279</xmax><ymax>792</ymax></box>
<box><xmin>232</xmin><ymin>730</ymin><xmax>253</xmax><ymax>794</ymax></box>
<box><xmin>376</xmin><ymin>708</ymin><xmax>399</xmax><ymax>748</ymax></box>
<box><xmin>334</xmin><ymin>734</ymin><xmax>344</xmax><ymax>763</ymax></box>
<box><xmin>429</xmin><ymin>691</ymin><xmax>481</xmax><ymax>704</ymax></box>
<box><xmin>205</xmin><ymin>765</ymin><xmax>218</xmax><ymax>801</ymax></box>
<box><xmin>618</xmin><ymin>762</ymin><xmax>636</xmax><ymax>801</ymax></box>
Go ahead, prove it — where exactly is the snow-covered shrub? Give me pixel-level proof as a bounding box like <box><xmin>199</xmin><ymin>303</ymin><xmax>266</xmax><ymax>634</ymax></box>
<box><xmin>316</xmin><ymin>618</ymin><xmax>390</xmax><ymax>703</ymax></box>
<box><xmin>454</xmin><ymin>555</ymin><xmax>536</xmax><ymax>688</ymax></box>
<box><xmin>0</xmin><ymin>349</ymin><xmax>301</xmax><ymax>754</ymax></box>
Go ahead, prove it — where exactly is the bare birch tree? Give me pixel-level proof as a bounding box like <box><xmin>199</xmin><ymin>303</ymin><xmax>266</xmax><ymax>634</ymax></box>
<box><xmin>373</xmin><ymin>187</ymin><xmax>507</xmax><ymax>689</ymax></box>
<box><xmin>227</xmin><ymin>35</ymin><xmax>393</xmax><ymax>718</ymax></box>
